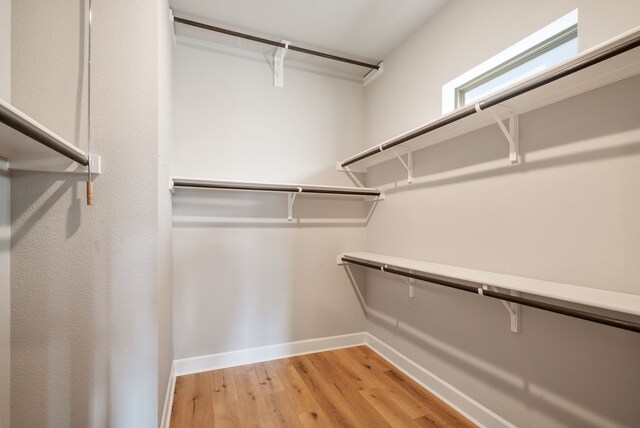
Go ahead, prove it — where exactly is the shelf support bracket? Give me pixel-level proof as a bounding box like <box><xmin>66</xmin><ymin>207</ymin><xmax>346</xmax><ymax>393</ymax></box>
<box><xmin>484</xmin><ymin>285</ymin><xmax>520</xmax><ymax>333</ymax></box>
<box><xmin>488</xmin><ymin>107</ymin><xmax>519</xmax><ymax>165</ymax></box>
<box><xmin>363</xmin><ymin>62</ymin><xmax>384</xmax><ymax>86</ymax></box>
<box><xmin>287</xmin><ymin>188</ymin><xmax>300</xmax><ymax>221</ymax></box>
<box><xmin>392</xmin><ymin>149</ymin><xmax>413</xmax><ymax>184</ymax></box>
<box><xmin>274</xmin><ymin>40</ymin><xmax>290</xmax><ymax>88</ymax></box>
<box><xmin>336</xmin><ymin>163</ymin><xmax>366</xmax><ymax>187</ymax></box>
<box><xmin>169</xmin><ymin>9</ymin><xmax>177</xmax><ymax>46</ymax></box>
<box><xmin>401</xmin><ymin>276</ymin><xmax>416</xmax><ymax>298</ymax></box>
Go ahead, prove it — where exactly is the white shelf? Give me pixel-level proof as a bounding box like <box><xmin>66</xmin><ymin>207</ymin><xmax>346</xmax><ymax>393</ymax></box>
<box><xmin>341</xmin><ymin>252</ymin><xmax>640</xmax><ymax>317</ymax></box>
<box><xmin>340</xmin><ymin>26</ymin><xmax>640</xmax><ymax>169</ymax></box>
<box><xmin>170</xmin><ymin>177</ymin><xmax>382</xmax><ymax>197</ymax></box>
<box><xmin>0</xmin><ymin>98</ymin><xmax>92</xmax><ymax>172</ymax></box>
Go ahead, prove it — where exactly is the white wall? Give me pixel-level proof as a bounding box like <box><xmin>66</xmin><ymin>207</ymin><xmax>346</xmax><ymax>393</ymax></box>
<box><xmin>0</xmin><ymin>0</ymin><xmax>9</xmax><ymax>101</ymax></box>
<box><xmin>363</xmin><ymin>1</ymin><xmax>640</xmax><ymax>427</ymax></box>
<box><xmin>0</xmin><ymin>1</ymin><xmax>9</xmax><ymax>426</ymax></box>
<box><xmin>171</xmin><ymin>41</ymin><xmax>368</xmax><ymax>358</ymax></box>
<box><xmin>10</xmin><ymin>1</ymin><xmax>161</xmax><ymax>426</ymax></box>
<box><xmin>157</xmin><ymin>0</ymin><xmax>174</xmax><ymax>422</ymax></box>
<box><xmin>0</xmin><ymin>160</ymin><xmax>9</xmax><ymax>428</ymax></box>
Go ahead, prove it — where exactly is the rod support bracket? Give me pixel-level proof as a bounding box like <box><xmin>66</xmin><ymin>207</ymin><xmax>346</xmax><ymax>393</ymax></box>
<box><xmin>287</xmin><ymin>188</ymin><xmax>301</xmax><ymax>221</ymax></box>
<box><xmin>169</xmin><ymin>9</ymin><xmax>176</xmax><ymax>46</ymax></box>
<box><xmin>489</xmin><ymin>107</ymin><xmax>519</xmax><ymax>165</ymax></box>
<box><xmin>336</xmin><ymin>162</ymin><xmax>367</xmax><ymax>188</ymax></box>
<box><xmin>363</xmin><ymin>62</ymin><xmax>384</xmax><ymax>86</ymax></box>
<box><xmin>484</xmin><ymin>285</ymin><xmax>520</xmax><ymax>333</ymax></box>
<box><xmin>402</xmin><ymin>276</ymin><xmax>416</xmax><ymax>298</ymax></box>
<box><xmin>274</xmin><ymin>40</ymin><xmax>291</xmax><ymax>87</ymax></box>
<box><xmin>392</xmin><ymin>149</ymin><xmax>413</xmax><ymax>184</ymax></box>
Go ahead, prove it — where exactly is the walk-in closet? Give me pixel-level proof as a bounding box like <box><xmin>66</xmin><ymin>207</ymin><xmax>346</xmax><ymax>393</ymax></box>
<box><xmin>1</xmin><ymin>1</ymin><xmax>639</xmax><ymax>427</ymax></box>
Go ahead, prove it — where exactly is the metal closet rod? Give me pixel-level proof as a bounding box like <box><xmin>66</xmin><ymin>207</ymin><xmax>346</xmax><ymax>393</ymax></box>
<box><xmin>341</xmin><ymin>32</ymin><xmax>640</xmax><ymax>167</ymax></box>
<box><xmin>172</xmin><ymin>180</ymin><xmax>381</xmax><ymax>197</ymax></box>
<box><xmin>341</xmin><ymin>256</ymin><xmax>640</xmax><ymax>334</ymax></box>
<box><xmin>173</xmin><ymin>16</ymin><xmax>381</xmax><ymax>71</ymax></box>
<box><xmin>0</xmin><ymin>109</ymin><xmax>89</xmax><ymax>166</ymax></box>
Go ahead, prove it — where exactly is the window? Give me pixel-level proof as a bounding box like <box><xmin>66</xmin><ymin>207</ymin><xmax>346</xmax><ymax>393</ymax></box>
<box><xmin>442</xmin><ymin>9</ymin><xmax>578</xmax><ymax>114</ymax></box>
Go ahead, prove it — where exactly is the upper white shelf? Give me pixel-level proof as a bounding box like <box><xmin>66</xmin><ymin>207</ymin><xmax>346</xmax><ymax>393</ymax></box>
<box><xmin>0</xmin><ymin>97</ymin><xmax>90</xmax><ymax>170</ymax></box>
<box><xmin>341</xmin><ymin>252</ymin><xmax>640</xmax><ymax>317</ymax></box>
<box><xmin>171</xmin><ymin>177</ymin><xmax>382</xmax><ymax>197</ymax></box>
<box><xmin>340</xmin><ymin>26</ymin><xmax>640</xmax><ymax>170</ymax></box>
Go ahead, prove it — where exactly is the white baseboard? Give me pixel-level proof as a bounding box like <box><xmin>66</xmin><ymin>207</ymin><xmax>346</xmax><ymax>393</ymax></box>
<box><xmin>159</xmin><ymin>362</ymin><xmax>175</xmax><ymax>428</ymax></box>
<box><xmin>163</xmin><ymin>332</ymin><xmax>511</xmax><ymax>428</ymax></box>
<box><xmin>173</xmin><ymin>332</ymin><xmax>367</xmax><ymax>376</ymax></box>
<box><xmin>365</xmin><ymin>334</ymin><xmax>515</xmax><ymax>428</ymax></box>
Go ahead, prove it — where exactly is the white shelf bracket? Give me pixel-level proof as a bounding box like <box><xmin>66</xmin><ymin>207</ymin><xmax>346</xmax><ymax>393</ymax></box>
<box><xmin>489</xmin><ymin>108</ymin><xmax>519</xmax><ymax>165</ymax></box>
<box><xmin>402</xmin><ymin>277</ymin><xmax>416</xmax><ymax>298</ymax></box>
<box><xmin>274</xmin><ymin>40</ymin><xmax>290</xmax><ymax>88</ymax></box>
<box><xmin>287</xmin><ymin>188</ymin><xmax>300</xmax><ymax>221</ymax></box>
<box><xmin>363</xmin><ymin>62</ymin><xmax>384</xmax><ymax>86</ymax></box>
<box><xmin>336</xmin><ymin>162</ymin><xmax>366</xmax><ymax>187</ymax></box>
<box><xmin>169</xmin><ymin>9</ymin><xmax>176</xmax><ymax>46</ymax></box>
<box><xmin>391</xmin><ymin>149</ymin><xmax>413</xmax><ymax>184</ymax></box>
<box><xmin>484</xmin><ymin>285</ymin><xmax>520</xmax><ymax>333</ymax></box>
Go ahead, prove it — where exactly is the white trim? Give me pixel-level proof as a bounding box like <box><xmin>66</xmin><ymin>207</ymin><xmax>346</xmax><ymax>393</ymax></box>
<box><xmin>173</xmin><ymin>332</ymin><xmax>367</xmax><ymax>376</ymax></box>
<box><xmin>165</xmin><ymin>332</ymin><xmax>512</xmax><ymax>427</ymax></box>
<box><xmin>159</xmin><ymin>362</ymin><xmax>176</xmax><ymax>428</ymax></box>
<box><xmin>442</xmin><ymin>9</ymin><xmax>578</xmax><ymax>114</ymax></box>
<box><xmin>365</xmin><ymin>334</ymin><xmax>516</xmax><ymax>428</ymax></box>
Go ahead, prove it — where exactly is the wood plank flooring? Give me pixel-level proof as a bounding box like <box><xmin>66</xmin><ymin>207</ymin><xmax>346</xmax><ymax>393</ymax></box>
<box><xmin>170</xmin><ymin>345</ymin><xmax>476</xmax><ymax>427</ymax></box>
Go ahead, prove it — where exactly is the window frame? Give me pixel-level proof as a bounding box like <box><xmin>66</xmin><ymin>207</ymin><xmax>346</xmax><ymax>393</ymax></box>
<box><xmin>441</xmin><ymin>9</ymin><xmax>579</xmax><ymax>114</ymax></box>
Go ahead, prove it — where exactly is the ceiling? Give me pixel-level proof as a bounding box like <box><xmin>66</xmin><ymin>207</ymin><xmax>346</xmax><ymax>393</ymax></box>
<box><xmin>170</xmin><ymin>0</ymin><xmax>449</xmax><ymax>63</ymax></box>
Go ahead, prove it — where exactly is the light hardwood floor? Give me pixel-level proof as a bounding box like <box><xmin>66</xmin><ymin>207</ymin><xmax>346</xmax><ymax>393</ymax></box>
<box><xmin>170</xmin><ymin>345</ymin><xmax>476</xmax><ymax>427</ymax></box>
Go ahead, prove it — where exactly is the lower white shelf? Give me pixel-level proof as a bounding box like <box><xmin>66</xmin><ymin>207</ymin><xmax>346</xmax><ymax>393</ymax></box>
<box><xmin>339</xmin><ymin>251</ymin><xmax>640</xmax><ymax>332</ymax></box>
<box><xmin>171</xmin><ymin>177</ymin><xmax>384</xmax><ymax>222</ymax></box>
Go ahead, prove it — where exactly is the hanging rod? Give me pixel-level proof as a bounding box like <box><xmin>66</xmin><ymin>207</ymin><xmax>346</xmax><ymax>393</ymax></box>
<box><xmin>171</xmin><ymin>177</ymin><xmax>381</xmax><ymax>197</ymax></box>
<box><xmin>341</xmin><ymin>255</ymin><xmax>640</xmax><ymax>334</ymax></box>
<box><xmin>173</xmin><ymin>15</ymin><xmax>381</xmax><ymax>71</ymax></box>
<box><xmin>0</xmin><ymin>99</ymin><xmax>90</xmax><ymax>166</ymax></box>
<box><xmin>341</xmin><ymin>28</ymin><xmax>640</xmax><ymax>167</ymax></box>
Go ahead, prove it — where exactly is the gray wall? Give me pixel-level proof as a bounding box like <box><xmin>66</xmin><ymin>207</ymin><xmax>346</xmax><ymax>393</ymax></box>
<box><xmin>10</xmin><ymin>0</ymin><xmax>161</xmax><ymax>426</ymax></box>
<box><xmin>363</xmin><ymin>1</ymin><xmax>640</xmax><ymax>427</ymax></box>
<box><xmin>171</xmin><ymin>40</ymin><xmax>368</xmax><ymax>359</ymax></box>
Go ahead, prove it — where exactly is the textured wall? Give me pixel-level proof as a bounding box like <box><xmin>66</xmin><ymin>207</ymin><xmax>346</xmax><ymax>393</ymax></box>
<box><xmin>157</xmin><ymin>0</ymin><xmax>174</xmax><ymax>422</ymax></box>
<box><xmin>10</xmin><ymin>1</ymin><xmax>160</xmax><ymax>427</ymax></box>
<box><xmin>0</xmin><ymin>1</ymin><xmax>10</xmax><ymax>426</ymax></box>
<box><xmin>0</xmin><ymin>0</ymin><xmax>9</xmax><ymax>102</ymax></box>
<box><xmin>171</xmin><ymin>40</ymin><xmax>368</xmax><ymax>359</ymax></box>
<box><xmin>0</xmin><ymin>160</ymin><xmax>9</xmax><ymax>428</ymax></box>
<box><xmin>363</xmin><ymin>1</ymin><xmax>640</xmax><ymax>427</ymax></box>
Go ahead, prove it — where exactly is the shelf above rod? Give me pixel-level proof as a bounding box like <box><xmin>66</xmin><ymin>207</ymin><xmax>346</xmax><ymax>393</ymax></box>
<box><xmin>339</xmin><ymin>252</ymin><xmax>640</xmax><ymax>334</ymax></box>
<box><xmin>0</xmin><ymin>98</ymin><xmax>89</xmax><ymax>167</ymax></box>
<box><xmin>340</xmin><ymin>26</ymin><xmax>640</xmax><ymax>168</ymax></box>
<box><xmin>170</xmin><ymin>177</ymin><xmax>382</xmax><ymax>197</ymax></box>
<box><xmin>173</xmin><ymin>14</ymin><xmax>381</xmax><ymax>71</ymax></box>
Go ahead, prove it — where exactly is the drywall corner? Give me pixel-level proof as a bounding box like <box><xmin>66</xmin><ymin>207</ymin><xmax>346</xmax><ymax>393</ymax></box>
<box><xmin>0</xmin><ymin>158</ymin><xmax>9</xmax><ymax>428</ymax></box>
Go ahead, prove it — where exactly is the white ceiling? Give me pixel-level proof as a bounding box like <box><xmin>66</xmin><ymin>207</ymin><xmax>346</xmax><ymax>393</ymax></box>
<box><xmin>170</xmin><ymin>0</ymin><xmax>449</xmax><ymax>63</ymax></box>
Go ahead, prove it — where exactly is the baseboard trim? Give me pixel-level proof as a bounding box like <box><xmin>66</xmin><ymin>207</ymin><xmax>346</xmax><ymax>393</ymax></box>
<box><xmin>159</xmin><ymin>361</ymin><xmax>176</xmax><ymax>428</ymax></box>
<box><xmin>365</xmin><ymin>334</ymin><xmax>515</xmax><ymax>428</ymax></box>
<box><xmin>173</xmin><ymin>332</ymin><xmax>367</xmax><ymax>376</ymax></box>
<box><xmin>164</xmin><ymin>332</ymin><xmax>511</xmax><ymax>428</ymax></box>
